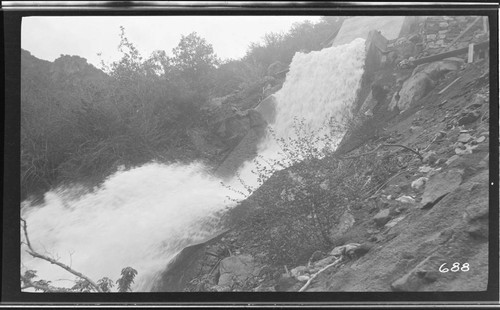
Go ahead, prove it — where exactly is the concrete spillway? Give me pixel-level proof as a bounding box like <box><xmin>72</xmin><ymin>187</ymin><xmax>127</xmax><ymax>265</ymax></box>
<box><xmin>332</xmin><ymin>16</ymin><xmax>406</xmax><ymax>46</ymax></box>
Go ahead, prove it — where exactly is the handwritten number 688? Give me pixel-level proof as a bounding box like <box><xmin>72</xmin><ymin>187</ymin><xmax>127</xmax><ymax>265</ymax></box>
<box><xmin>439</xmin><ymin>262</ymin><xmax>469</xmax><ymax>273</ymax></box>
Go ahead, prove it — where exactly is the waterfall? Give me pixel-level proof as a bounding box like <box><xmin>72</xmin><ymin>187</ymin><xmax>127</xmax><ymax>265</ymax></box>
<box><xmin>237</xmin><ymin>38</ymin><xmax>366</xmax><ymax>187</ymax></box>
<box><xmin>21</xmin><ymin>38</ymin><xmax>366</xmax><ymax>292</ymax></box>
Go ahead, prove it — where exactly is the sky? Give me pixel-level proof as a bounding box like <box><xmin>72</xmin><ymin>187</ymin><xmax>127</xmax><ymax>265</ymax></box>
<box><xmin>22</xmin><ymin>16</ymin><xmax>322</xmax><ymax>68</ymax></box>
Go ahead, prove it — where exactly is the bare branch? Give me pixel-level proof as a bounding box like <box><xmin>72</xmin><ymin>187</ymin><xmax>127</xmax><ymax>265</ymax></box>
<box><xmin>339</xmin><ymin>143</ymin><xmax>423</xmax><ymax>161</ymax></box>
<box><xmin>20</xmin><ymin>218</ymin><xmax>103</xmax><ymax>292</ymax></box>
<box><xmin>381</xmin><ymin>144</ymin><xmax>423</xmax><ymax>160</ymax></box>
<box><xmin>364</xmin><ymin>170</ymin><xmax>406</xmax><ymax>199</ymax></box>
<box><xmin>298</xmin><ymin>257</ymin><xmax>342</xmax><ymax>292</ymax></box>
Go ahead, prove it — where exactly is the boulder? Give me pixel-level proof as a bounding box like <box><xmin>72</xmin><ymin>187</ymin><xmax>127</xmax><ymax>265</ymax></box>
<box><xmin>422</xmin><ymin>151</ymin><xmax>437</xmax><ymax>164</ymax></box>
<box><xmin>373</xmin><ymin>209</ymin><xmax>392</xmax><ymax>226</ymax></box>
<box><xmin>395</xmin><ymin>196</ymin><xmax>415</xmax><ymax>204</ymax></box>
<box><xmin>330</xmin><ymin>209</ymin><xmax>355</xmax><ymax>239</ymax></box>
<box><xmin>411</xmin><ymin>177</ymin><xmax>429</xmax><ymax>190</ymax></box>
<box><xmin>445</xmin><ymin>155</ymin><xmax>460</xmax><ymax>166</ymax></box>
<box><xmin>296</xmin><ymin>275</ymin><xmax>310</xmax><ymax>282</ymax></box>
<box><xmin>467</xmin><ymin>94</ymin><xmax>487</xmax><ymax>110</ymax></box>
<box><xmin>330</xmin><ymin>245</ymin><xmax>346</xmax><ymax>257</ymax></box>
<box><xmin>457</xmin><ymin>110</ymin><xmax>481</xmax><ymax>126</ymax></box>
<box><xmin>329</xmin><ymin>243</ymin><xmax>361</xmax><ymax>257</ymax></box>
<box><xmin>463</xmin><ymin>184</ymin><xmax>489</xmax><ymax>221</ymax></box>
<box><xmin>391</xmin><ymin>72</ymin><xmax>435</xmax><ymax>111</ymax></box>
<box><xmin>390</xmin><ymin>59</ymin><xmax>463</xmax><ymax>111</ymax></box>
<box><xmin>457</xmin><ymin>133</ymin><xmax>472</xmax><ymax>143</ymax></box>
<box><xmin>384</xmin><ymin>215</ymin><xmax>406</xmax><ymax>229</ymax></box>
<box><xmin>420</xmin><ymin>169</ymin><xmax>463</xmax><ymax>209</ymax></box>
<box><xmin>290</xmin><ymin>265</ymin><xmax>308</xmax><ymax>278</ymax></box>
<box><xmin>345</xmin><ymin>243</ymin><xmax>372</xmax><ymax>259</ymax></box>
<box><xmin>454</xmin><ymin>144</ymin><xmax>478</xmax><ymax>155</ymax></box>
<box><xmin>218</xmin><ymin>254</ymin><xmax>260</xmax><ymax>287</ymax></box>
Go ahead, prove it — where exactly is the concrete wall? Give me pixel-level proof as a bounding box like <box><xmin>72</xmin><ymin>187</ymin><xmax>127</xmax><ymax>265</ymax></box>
<box><xmin>332</xmin><ymin>16</ymin><xmax>406</xmax><ymax>46</ymax></box>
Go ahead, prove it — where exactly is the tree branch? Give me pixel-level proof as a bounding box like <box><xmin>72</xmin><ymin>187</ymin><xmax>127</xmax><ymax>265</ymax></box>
<box><xmin>363</xmin><ymin>170</ymin><xmax>406</xmax><ymax>200</ymax></box>
<box><xmin>381</xmin><ymin>144</ymin><xmax>423</xmax><ymax>160</ymax></box>
<box><xmin>339</xmin><ymin>143</ymin><xmax>423</xmax><ymax>161</ymax></box>
<box><xmin>20</xmin><ymin>218</ymin><xmax>103</xmax><ymax>292</ymax></box>
<box><xmin>298</xmin><ymin>257</ymin><xmax>342</xmax><ymax>292</ymax></box>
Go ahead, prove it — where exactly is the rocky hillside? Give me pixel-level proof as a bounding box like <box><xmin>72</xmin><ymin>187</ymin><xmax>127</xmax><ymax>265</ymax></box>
<box><xmin>151</xmin><ymin>35</ymin><xmax>491</xmax><ymax>292</ymax></box>
<box><xmin>22</xmin><ymin>49</ymin><xmax>109</xmax><ymax>102</ymax></box>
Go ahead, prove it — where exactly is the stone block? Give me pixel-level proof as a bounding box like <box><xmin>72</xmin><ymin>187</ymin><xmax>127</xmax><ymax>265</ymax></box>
<box><xmin>373</xmin><ymin>209</ymin><xmax>391</xmax><ymax>226</ymax></box>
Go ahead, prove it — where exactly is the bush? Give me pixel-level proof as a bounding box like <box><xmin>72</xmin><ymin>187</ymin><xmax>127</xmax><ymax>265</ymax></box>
<box><xmin>244</xmin><ymin>17</ymin><xmax>345</xmax><ymax>70</ymax></box>
<box><xmin>21</xmin><ymin>28</ymin><xmax>221</xmax><ymax>199</ymax></box>
<box><xmin>225</xmin><ymin>114</ymin><xmax>409</xmax><ymax>267</ymax></box>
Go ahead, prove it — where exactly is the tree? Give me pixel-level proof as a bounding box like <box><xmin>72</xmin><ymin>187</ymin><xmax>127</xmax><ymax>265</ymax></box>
<box><xmin>171</xmin><ymin>32</ymin><xmax>220</xmax><ymax>94</ymax></box>
<box><xmin>20</xmin><ymin>218</ymin><xmax>137</xmax><ymax>293</ymax></box>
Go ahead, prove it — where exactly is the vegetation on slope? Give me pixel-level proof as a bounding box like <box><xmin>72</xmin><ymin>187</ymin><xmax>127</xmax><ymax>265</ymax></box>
<box><xmin>21</xmin><ymin>17</ymin><xmax>342</xmax><ymax>201</ymax></box>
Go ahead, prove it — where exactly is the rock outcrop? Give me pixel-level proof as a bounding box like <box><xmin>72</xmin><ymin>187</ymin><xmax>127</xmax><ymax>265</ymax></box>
<box><xmin>150</xmin><ymin>229</ymin><xmax>229</xmax><ymax>292</ymax></box>
<box><xmin>213</xmin><ymin>109</ymin><xmax>268</xmax><ymax>179</ymax></box>
<box><xmin>218</xmin><ymin>255</ymin><xmax>260</xmax><ymax>288</ymax></box>
<box><xmin>389</xmin><ymin>58</ymin><xmax>464</xmax><ymax>111</ymax></box>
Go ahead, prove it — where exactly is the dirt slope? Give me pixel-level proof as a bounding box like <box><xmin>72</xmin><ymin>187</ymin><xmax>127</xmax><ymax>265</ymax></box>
<box><xmin>156</xmin><ymin>58</ymin><xmax>491</xmax><ymax>293</ymax></box>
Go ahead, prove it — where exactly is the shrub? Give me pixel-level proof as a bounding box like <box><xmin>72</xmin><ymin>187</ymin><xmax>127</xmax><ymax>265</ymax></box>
<box><xmin>21</xmin><ymin>27</ymin><xmax>221</xmax><ymax>199</ymax></box>
<box><xmin>226</xmin><ymin>114</ymin><xmax>408</xmax><ymax>267</ymax></box>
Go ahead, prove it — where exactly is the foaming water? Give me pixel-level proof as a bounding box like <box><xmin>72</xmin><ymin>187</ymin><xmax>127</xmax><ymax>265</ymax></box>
<box><xmin>21</xmin><ymin>162</ymin><xmax>234</xmax><ymax>291</ymax></box>
<box><xmin>21</xmin><ymin>38</ymin><xmax>366</xmax><ymax>292</ymax></box>
<box><xmin>237</xmin><ymin>38</ymin><xmax>366</xmax><ymax>186</ymax></box>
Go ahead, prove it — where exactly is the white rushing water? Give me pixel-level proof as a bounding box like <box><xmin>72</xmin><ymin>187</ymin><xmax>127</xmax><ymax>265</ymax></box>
<box><xmin>21</xmin><ymin>38</ymin><xmax>366</xmax><ymax>292</ymax></box>
<box><xmin>237</xmin><ymin>38</ymin><xmax>366</xmax><ymax>186</ymax></box>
